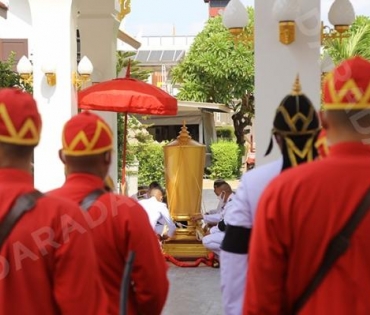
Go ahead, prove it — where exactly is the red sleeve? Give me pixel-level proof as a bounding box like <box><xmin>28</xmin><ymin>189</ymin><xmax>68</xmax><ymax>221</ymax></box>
<box><xmin>125</xmin><ymin>202</ymin><xmax>169</xmax><ymax>315</ymax></box>
<box><xmin>243</xmin><ymin>182</ymin><xmax>289</xmax><ymax>315</ymax></box>
<box><xmin>53</xmin><ymin>202</ymin><xmax>109</xmax><ymax>315</ymax></box>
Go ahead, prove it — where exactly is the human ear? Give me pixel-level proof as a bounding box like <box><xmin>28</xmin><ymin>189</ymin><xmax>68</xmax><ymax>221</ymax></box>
<box><xmin>319</xmin><ymin>111</ymin><xmax>328</xmax><ymax>130</ymax></box>
<box><xmin>104</xmin><ymin>151</ymin><xmax>112</xmax><ymax>165</ymax></box>
<box><xmin>58</xmin><ymin>149</ymin><xmax>66</xmax><ymax>164</ymax></box>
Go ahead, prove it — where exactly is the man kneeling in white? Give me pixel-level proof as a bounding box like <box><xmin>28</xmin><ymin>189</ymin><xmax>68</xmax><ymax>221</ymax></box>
<box><xmin>139</xmin><ymin>188</ymin><xmax>176</xmax><ymax>241</ymax></box>
<box><xmin>192</xmin><ymin>182</ymin><xmax>234</xmax><ymax>255</ymax></box>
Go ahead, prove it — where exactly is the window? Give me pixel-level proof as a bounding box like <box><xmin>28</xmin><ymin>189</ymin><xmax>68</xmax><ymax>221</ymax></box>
<box><xmin>216</xmin><ymin>113</ymin><xmax>221</xmax><ymax>122</ymax></box>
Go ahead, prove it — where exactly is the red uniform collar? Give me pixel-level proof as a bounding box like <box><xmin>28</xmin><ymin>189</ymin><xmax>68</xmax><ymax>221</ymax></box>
<box><xmin>329</xmin><ymin>142</ymin><xmax>370</xmax><ymax>157</ymax></box>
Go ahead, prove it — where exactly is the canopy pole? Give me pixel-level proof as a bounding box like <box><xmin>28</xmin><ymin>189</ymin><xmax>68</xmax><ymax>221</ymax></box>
<box><xmin>121</xmin><ymin>112</ymin><xmax>128</xmax><ymax>195</ymax></box>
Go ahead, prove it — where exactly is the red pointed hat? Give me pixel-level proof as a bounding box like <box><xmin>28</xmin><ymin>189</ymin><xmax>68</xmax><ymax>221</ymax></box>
<box><xmin>0</xmin><ymin>88</ymin><xmax>41</xmax><ymax>145</ymax></box>
<box><xmin>62</xmin><ymin>111</ymin><xmax>113</xmax><ymax>156</ymax></box>
<box><xmin>323</xmin><ymin>56</ymin><xmax>370</xmax><ymax>110</ymax></box>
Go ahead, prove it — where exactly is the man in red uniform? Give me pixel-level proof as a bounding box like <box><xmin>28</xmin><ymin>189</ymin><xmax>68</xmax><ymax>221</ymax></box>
<box><xmin>244</xmin><ymin>56</ymin><xmax>370</xmax><ymax>315</ymax></box>
<box><xmin>0</xmin><ymin>88</ymin><xmax>108</xmax><ymax>314</ymax></box>
<box><xmin>49</xmin><ymin>111</ymin><xmax>169</xmax><ymax>315</ymax></box>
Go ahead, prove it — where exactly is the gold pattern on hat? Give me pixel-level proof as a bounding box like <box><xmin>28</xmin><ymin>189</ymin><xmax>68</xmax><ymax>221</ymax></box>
<box><xmin>323</xmin><ymin>72</ymin><xmax>370</xmax><ymax>109</ymax></box>
<box><xmin>0</xmin><ymin>103</ymin><xmax>40</xmax><ymax>145</ymax></box>
<box><xmin>285</xmin><ymin>137</ymin><xmax>315</xmax><ymax>167</ymax></box>
<box><xmin>62</xmin><ymin>120</ymin><xmax>113</xmax><ymax>156</ymax></box>
<box><xmin>272</xmin><ymin>75</ymin><xmax>319</xmax><ymax>166</ymax></box>
<box><xmin>291</xmin><ymin>75</ymin><xmax>302</xmax><ymax>96</ymax></box>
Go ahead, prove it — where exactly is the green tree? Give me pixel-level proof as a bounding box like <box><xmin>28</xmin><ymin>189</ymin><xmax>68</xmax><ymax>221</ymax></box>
<box><xmin>171</xmin><ymin>8</ymin><xmax>255</xmax><ymax>147</ymax></box>
<box><xmin>323</xmin><ymin>16</ymin><xmax>370</xmax><ymax>64</ymax></box>
<box><xmin>116</xmin><ymin>51</ymin><xmax>152</xmax><ymax>80</ymax></box>
<box><xmin>0</xmin><ymin>52</ymin><xmax>32</xmax><ymax>93</ymax></box>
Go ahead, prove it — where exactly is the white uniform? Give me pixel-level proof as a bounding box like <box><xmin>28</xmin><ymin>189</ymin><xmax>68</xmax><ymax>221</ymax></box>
<box><xmin>203</xmin><ymin>201</ymin><xmax>224</xmax><ymax>224</ymax></box>
<box><xmin>202</xmin><ymin>194</ymin><xmax>234</xmax><ymax>255</ymax></box>
<box><xmin>139</xmin><ymin>197</ymin><xmax>177</xmax><ymax>237</ymax></box>
<box><xmin>220</xmin><ymin>158</ymin><xmax>282</xmax><ymax>315</ymax></box>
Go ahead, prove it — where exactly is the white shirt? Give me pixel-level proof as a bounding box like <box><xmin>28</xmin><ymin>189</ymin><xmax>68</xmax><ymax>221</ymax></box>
<box><xmin>203</xmin><ymin>193</ymin><xmax>234</xmax><ymax>224</ymax></box>
<box><xmin>139</xmin><ymin>197</ymin><xmax>177</xmax><ymax>237</ymax></box>
<box><xmin>220</xmin><ymin>158</ymin><xmax>283</xmax><ymax>315</ymax></box>
<box><xmin>224</xmin><ymin>158</ymin><xmax>283</xmax><ymax>227</ymax></box>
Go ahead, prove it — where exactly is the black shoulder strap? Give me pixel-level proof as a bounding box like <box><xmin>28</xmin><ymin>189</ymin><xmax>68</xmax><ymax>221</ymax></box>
<box><xmin>0</xmin><ymin>190</ymin><xmax>43</xmax><ymax>249</ymax></box>
<box><xmin>293</xmin><ymin>188</ymin><xmax>370</xmax><ymax>314</ymax></box>
<box><xmin>80</xmin><ymin>189</ymin><xmax>106</xmax><ymax>211</ymax></box>
<box><xmin>120</xmin><ymin>251</ymin><xmax>136</xmax><ymax>315</ymax></box>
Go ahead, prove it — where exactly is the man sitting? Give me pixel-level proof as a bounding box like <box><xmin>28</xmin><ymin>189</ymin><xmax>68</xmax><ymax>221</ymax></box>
<box><xmin>139</xmin><ymin>188</ymin><xmax>176</xmax><ymax>241</ymax></box>
<box><xmin>191</xmin><ymin>181</ymin><xmax>234</xmax><ymax>255</ymax></box>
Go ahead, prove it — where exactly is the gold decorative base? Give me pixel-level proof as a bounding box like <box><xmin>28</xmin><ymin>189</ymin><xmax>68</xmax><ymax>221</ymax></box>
<box><xmin>229</xmin><ymin>27</ymin><xmax>244</xmax><ymax>37</ymax></box>
<box><xmin>279</xmin><ymin>21</ymin><xmax>295</xmax><ymax>45</ymax></box>
<box><xmin>163</xmin><ymin>240</ymin><xmax>210</xmax><ymax>259</ymax></box>
<box><xmin>334</xmin><ymin>25</ymin><xmax>349</xmax><ymax>34</ymax></box>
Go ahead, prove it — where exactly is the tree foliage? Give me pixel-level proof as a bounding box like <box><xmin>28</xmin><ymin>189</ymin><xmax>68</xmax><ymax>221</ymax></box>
<box><xmin>116</xmin><ymin>51</ymin><xmax>152</xmax><ymax>80</ymax></box>
<box><xmin>0</xmin><ymin>52</ymin><xmax>33</xmax><ymax>93</ymax></box>
<box><xmin>171</xmin><ymin>8</ymin><xmax>255</xmax><ymax>146</ymax></box>
<box><xmin>323</xmin><ymin>16</ymin><xmax>370</xmax><ymax>64</ymax></box>
<box><xmin>209</xmin><ymin>140</ymin><xmax>240</xmax><ymax>179</ymax></box>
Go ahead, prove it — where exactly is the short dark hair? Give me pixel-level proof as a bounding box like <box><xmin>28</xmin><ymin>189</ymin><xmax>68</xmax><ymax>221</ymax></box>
<box><xmin>149</xmin><ymin>181</ymin><xmax>161</xmax><ymax>189</ymax></box>
<box><xmin>64</xmin><ymin>153</ymin><xmax>105</xmax><ymax>170</ymax></box>
<box><xmin>0</xmin><ymin>143</ymin><xmax>35</xmax><ymax>159</ymax></box>
<box><xmin>327</xmin><ymin>109</ymin><xmax>370</xmax><ymax>132</ymax></box>
<box><xmin>214</xmin><ymin>179</ymin><xmax>226</xmax><ymax>188</ymax></box>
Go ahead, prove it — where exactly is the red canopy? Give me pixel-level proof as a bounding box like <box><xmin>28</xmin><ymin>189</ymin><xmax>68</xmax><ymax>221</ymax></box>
<box><xmin>78</xmin><ymin>78</ymin><xmax>177</xmax><ymax>115</ymax></box>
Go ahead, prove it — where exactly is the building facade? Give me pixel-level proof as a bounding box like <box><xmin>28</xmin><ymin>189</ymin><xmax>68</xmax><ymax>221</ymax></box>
<box><xmin>203</xmin><ymin>0</ymin><xmax>230</xmax><ymax>18</ymax></box>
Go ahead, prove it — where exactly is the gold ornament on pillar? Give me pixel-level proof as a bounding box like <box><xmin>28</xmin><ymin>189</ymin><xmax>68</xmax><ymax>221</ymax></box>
<box><xmin>72</xmin><ymin>56</ymin><xmax>93</xmax><ymax>90</ymax></box>
<box><xmin>16</xmin><ymin>56</ymin><xmax>33</xmax><ymax>86</ymax></box>
<box><xmin>162</xmin><ymin>122</ymin><xmax>207</xmax><ymax>258</ymax></box>
<box><xmin>222</xmin><ymin>0</ymin><xmax>355</xmax><ymax>46</ymax></box>
<box><xmin>117</xmin><ymin>0</ymin><xmax>131</xmax><ymax>21</ymax></box>
<box><xmin>272</xmin><ymin>0</ymin><xmax>299</xmax><ymax>45</ymax></box>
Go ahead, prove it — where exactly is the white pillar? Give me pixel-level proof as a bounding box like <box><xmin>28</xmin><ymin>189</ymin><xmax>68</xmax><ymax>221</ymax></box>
<box><xmin>29</xmin><ymin>0</ymin><xmax>78</xmax><ymax>190</ymax></box>
<box><xmin>126</xmin><ymin>158</ymin><xmax>139</xmax><ymax>197</ymax></box>
<box><xmin>78</xmin><ymin>4</ymin><xmax>119</xmax><ymax>184</ymax></box>
<box><xmin>255</xmin><ymin>0</ymin><xmax>321</xmax><ymax>165</ymax></box>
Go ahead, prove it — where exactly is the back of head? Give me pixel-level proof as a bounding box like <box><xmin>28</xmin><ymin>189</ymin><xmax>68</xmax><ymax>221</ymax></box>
<box><xmin>61</xmin><ymin>111</ymin><xmax>113</xmax><ymax>176</ymax></box>
<box><xmin>322</xmin><ymin>56</ymin><xmax>370</xmax><ymax>142</ymax></box>
<box><xmin>0</xmin><ymin>88</ymin><xmax>41</xmax><ymax>165</ymax></box>
<box><xmin>265</xmin><ymin>76</ymin><xmax>320</xmax><ymax>170</ymax></box>
<box><xmin>149</xmin><ymin>181</ymin><xmax>161</xmax><ymax>190</ymax></box>
<box><xmin>214</xmin><ymin>179</ymin><xmax>226</xmax><ymax>189</ymax></box>
<box><xmin>219</xmin><ymin>182</ymin><xmax>232</xmax><ymax>193</ymax></box>
<box><xmin>150</xmin><ymin>188</ymin><xmax>163</xmax><ymax>202</ymax></box>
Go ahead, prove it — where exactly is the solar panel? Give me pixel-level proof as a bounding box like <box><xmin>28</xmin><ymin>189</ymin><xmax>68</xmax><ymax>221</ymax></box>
<box><xmin>148</xmin><ymin>50</ymin><xmax>163</xmax><ymax>62</ymax></box>
<box><xmin>174</xmin><ymin>50</ymin><xmax>185</xmax><ymax>61</ymax></box>
<box><xmin>162</xmin><ymin>50</ymin><xmax>175</xmax><ymax>61</ymax></box>
<box><xmin>136</xmin><ymin>51</ymin><xmax>150</xmax><ymax>62</ymax></box>
<box><xmin>132</xmin><ymin>50</ymin><xmax>186</xmax><ymax>64</ymax></box>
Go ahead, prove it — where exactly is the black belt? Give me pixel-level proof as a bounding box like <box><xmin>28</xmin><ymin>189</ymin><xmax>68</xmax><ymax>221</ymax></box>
<box><xmin>221</xmin><ymin>225</ymin><xmax>252</xmax><ymax>254</ymax></box>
